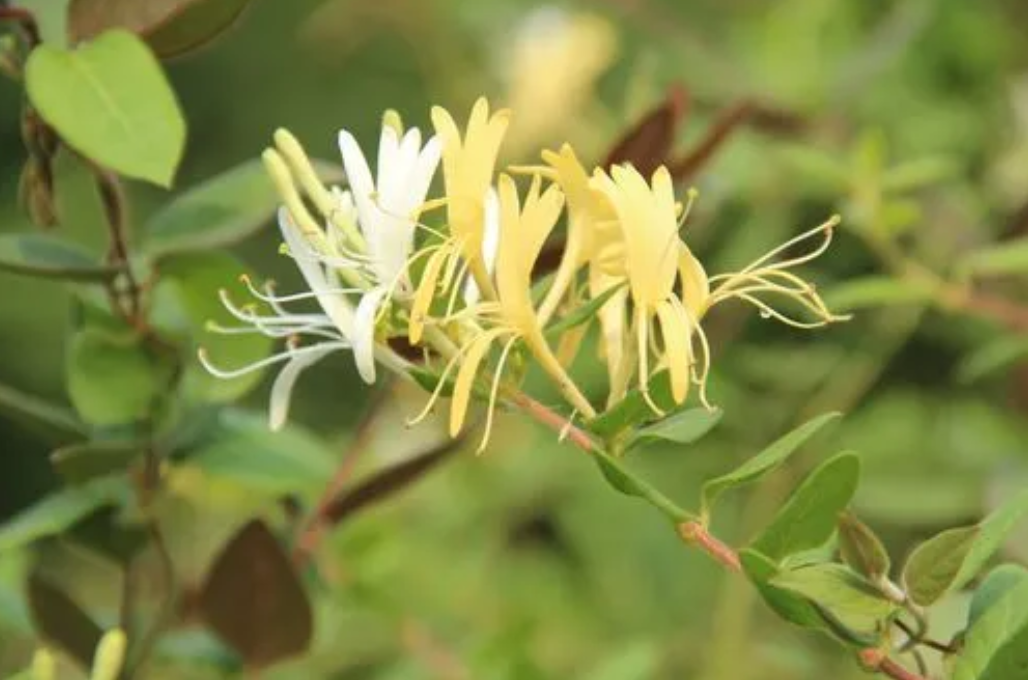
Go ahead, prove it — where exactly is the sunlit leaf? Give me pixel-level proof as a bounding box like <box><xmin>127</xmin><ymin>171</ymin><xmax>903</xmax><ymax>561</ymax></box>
<box><xmin>902</xmin><ymin>525</ymin><xmax>980</xmax><ymax>606</ymax></box>
<box><xmin>25</xmin><ymin>30</ymin><xmax>185</xmax><ymax>187</ymax></box>
<box><xmin>771</xmin><ymin>563</ymin><xmax>899</xmax><ymax>638</ymax></box>
<box><xmin>752</xmin><ymin>452</ymin><xmax>861</xmax><ymax>562</ymax></box>
<box><xmin>739</xmin><ymin>548</ymin><xmax>825</xmax><ymax>630</ymax></box>
<box><xmin>952</xmin><ymin>489</ymin><xmax>1028</xmax><ymax>593</ymax></box>
<box><xmin>0</xmin><ymin>234</ymin><xmax>119</xmax><ymax>281</ymax></box>
<box><xmin>701</xmin><ymin>412</ymin><xmax>841</xmax><ymax>517</ymax></box>
<box><xmin>200</xmin><ymin>520</ymin><xmax>313</xmax><ymax>669</ymax></box>
<box><xmin>544</xmin><ymin>282</ymin><xmax>626</xmax><ymax>339</ymax></box>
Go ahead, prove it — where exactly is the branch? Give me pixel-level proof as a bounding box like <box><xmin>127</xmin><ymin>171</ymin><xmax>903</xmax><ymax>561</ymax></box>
<box><xmin>858</xmin><ymin>649</ymin><xmax>930</xmax><ymax>680</ymax></box>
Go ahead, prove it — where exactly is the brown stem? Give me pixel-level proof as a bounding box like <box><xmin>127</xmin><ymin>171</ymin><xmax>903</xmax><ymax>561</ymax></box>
<box><xmin>677</xmin><ymin>521</ymin><xmax>741</xmax><ymax>572</ymax></box>
<box><xmin>858</xmin><ymin>649</ymin><xmax>930</xmax><ymax>680</ymax></box>
<box><xmin>292</xmin><ymin>390</ymin><xmax>390</xmax><ymax>566</ymax></box>
<box><xmin>0</xmin><ymin>6</ymin><xmax>40</xmax><ymax>46</ymax></box>
<box><xmin>667</xmin><ymin>101</ymin><xmax>754</xmax><ymax>183</ymax></box>
<box><xmin>507</xmin><ymin>391</ymin><xmax>596</xmax><ymax>453</ymax></box>
<box><xmin>895</xmin><ymin>618</ymin><xmax>958</xmax><ymax>655</ymax></box>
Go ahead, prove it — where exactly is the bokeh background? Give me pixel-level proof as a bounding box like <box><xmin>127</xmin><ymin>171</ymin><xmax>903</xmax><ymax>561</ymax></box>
<box><xmin>2</xmin><ymin>0</ymin><xmax>1028</xmax><ymax>677</ymax></box>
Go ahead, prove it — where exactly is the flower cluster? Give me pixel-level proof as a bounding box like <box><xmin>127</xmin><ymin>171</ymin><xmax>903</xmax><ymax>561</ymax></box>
<box><xmin>201</xmin><ymin>98</ymin><xmax>848</xmax><ymax>449</ymax></box>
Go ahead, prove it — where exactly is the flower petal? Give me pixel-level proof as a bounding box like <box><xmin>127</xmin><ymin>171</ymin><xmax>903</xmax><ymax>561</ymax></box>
<box><xmin>353</xmin><ymin>286</ymin><xmax>390</xmax><ymax>384</ymax></box>
<box><xmin>269</xmin><ymin>346</ymin><xmax>338</xmax><ymax>431</ymax></box>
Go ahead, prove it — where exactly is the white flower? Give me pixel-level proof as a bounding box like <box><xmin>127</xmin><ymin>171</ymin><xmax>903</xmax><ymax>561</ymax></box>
<box><xmin>200</xmin><ymin>209</ymin><xmax>360</xmax><ymax>430</ymax></box>
<box><xmin>338</xmin><ymin>124</ymin><xmax>442</xmax><ymax>382</ymax></box>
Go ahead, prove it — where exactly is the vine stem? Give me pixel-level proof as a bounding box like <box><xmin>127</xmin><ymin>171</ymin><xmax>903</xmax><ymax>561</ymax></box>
<box><xmin>509</xmin><ymin>390</ymin><xmax>928</xmax><ymax>680</ymax></box>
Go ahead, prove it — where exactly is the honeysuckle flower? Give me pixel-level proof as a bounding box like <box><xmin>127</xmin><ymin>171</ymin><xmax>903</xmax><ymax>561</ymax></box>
<box><xmin>591</xmin><ymin>164</ymin><xmax>704</xmax><ymax>412</ymax></box>
<box><xmin>411</xmin><ymin>173</ymin><xmax>595</xmax><ymax>450</ymax></box>
<box><xmin>409</xmin><ymin>98</ymin><xmax>510</xmax><ymax>343</ymax></box>
<box><xmin>338</xmin><ymin>120</ymin><xmax>442</xmax><ymax>381</ymax></box>
<box><xmin>200</xmin><ymin>209</ymin><xmax>362</xmax><ymax>430</ymax></box>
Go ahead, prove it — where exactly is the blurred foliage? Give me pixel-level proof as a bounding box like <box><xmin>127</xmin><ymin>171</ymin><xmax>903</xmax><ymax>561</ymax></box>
<box><xmin>2</xmin><ymin>0</ymin><xmax>1028</xmax><ymax>678</ymax></box>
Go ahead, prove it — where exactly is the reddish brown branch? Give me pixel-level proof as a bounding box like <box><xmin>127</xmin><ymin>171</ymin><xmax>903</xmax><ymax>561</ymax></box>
<box><xmin>858</xmin><ymin>649</ymin><xmax>929</xmax><ymax>680</ymax></box>
<box><xmin>508</xmin><ymin>391</ymin><xmax>597</xmax><ymax>453</ymax></box>
<box><xmin>677</xmin><ymin>521</ymin><xmax>741</xmax><ymax>572</ymax></box>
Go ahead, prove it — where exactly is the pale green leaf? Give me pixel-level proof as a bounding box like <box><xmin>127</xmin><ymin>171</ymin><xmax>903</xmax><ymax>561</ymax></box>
<box><xmin>837</xmin><ymin>512</ymin><xmax>891</xmax><ymax>581</ymax></box>
<box><xmin>952</xmin><ymin>490</ymin><xmax>1028</xmax><ymax>593</ymax></box>
<box><xmin>629</xmin><ymin>407</ymin><xmax>722</xmax><ymax>449</ymax></box>
<box><xmin>969</xmin><ymin>565</ymin><xmax>1028</xmax><ymax>627</ymax></box>
<box><xmin>25</xmin><ymin>30</ymin><xmax>185</xmax><ymax>187</ymax></box>
<box><xmin>701</xmin><ymin>412</ymin><xmax>841</xmax><ymax>516</ymax></box>
<box><xmin>901</xmin><ymin>525</ymin><xmax>980</xmax><ymax>606</ymax></box>
<box><xmin>771</xmin><ymin>563</ymin><xmax>899</xmax><ymax>638</ymax></box>
<box><xmin>952</xmin><ymin>577</ymin><xmax>1028</xmax><ymax>680</ymax></box>
<box><xmin>739</xmin><ymin>548</ymin><xmax>825</xmax><ymax>630</ymax></box>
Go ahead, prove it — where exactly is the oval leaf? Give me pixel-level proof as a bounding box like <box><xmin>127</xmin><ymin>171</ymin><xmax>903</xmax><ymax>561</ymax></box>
<box><xmin>629</xmin><ymin>407</ymin><xmax>722</xmax><ymax>449</ymax></box>
<box><xmin>200</xmin><ymin>520</ymin><xmax>313</xmax><ymax>669</ymax></box>
<box><xmin>837</xmin><ymin>512</ymin><xmax>891</xmax><ymax>581</ymax></box>
<box><xmin>771</xmin><ymin>563</ymin><xmax>899</xmax><ymax>638</ymax></box>
<box><xmin>739</xmin><ymin>548</ymin><xmax>825</xmax><ymax>630</ymax></box>
<box><xmin>701</xmin><ymin>412</ymin><xmax>841</xmax><ymax>517</ymax></box>
<box><xmin>69</xmin><ymin>0</ymin><xmax>201</xmax><ymax>41</ymax></box>
<box><xmin>902</xmin><ymin>525</ymin><xmax>980</xmax><ymax>607</ymax></box>
<box><xmin>25</xmin><ymin>30</ymin><xmax>185</xmax><ymax>187</ymax></box>
<box><xmin>952</xmin><ymin>577</ymin><xmax>1028</xmax><ymax>680</ymax></box>
<box><xmin>146</xmin><ymin>0</ymin><xmax>253</xmax><ymax>58</ymax></box>
<box><xmin>51</xmin><ymin>441</ymin><xmax>143</xmax><ymax>484</ymax></box>
<box><xmin>968</xmin><ymin>565</ymin><xmax>1028</xmax><ymax>627</ymax></box>
<box><xmin>66</xmin><ymin>327</ymin><xmax>170</xmax><ymax>426</ymax></box>
<box><xmin>751</xmin><ymin>452</ymin><xmax>861</xmax><ymax>562</ymax></box>
<box><xmin>0</xmin><ymin>234</ymin><xmax>119</xmax><ymax>281</ymax></box>
<box><xmin>952</xmin><ymin>489</ymin><xmax>1028</xmax><ymax>593</ymax></box>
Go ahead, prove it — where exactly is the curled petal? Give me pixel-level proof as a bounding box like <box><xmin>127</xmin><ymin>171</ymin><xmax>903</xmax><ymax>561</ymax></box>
<box><xmin>353</xmin><ymin>287</ymin><xmax>390</xmax><ymax>384</ymax></box>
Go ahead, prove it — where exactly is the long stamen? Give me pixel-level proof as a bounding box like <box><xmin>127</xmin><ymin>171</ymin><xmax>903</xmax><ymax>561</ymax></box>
<box><xmin>406</xmin><ymin>341</ymin><xmax>470</xmax><ymax>426</ymax></box>
<box><xmin>734</xmin><ymin>292</ymin><xmax>835</xmax><ymax>328</ymax></box>
<box><xmin>198</xmin><ymin>341</ymin><xmax>349</xmax><ymax>379</ymax></box>
<box><xmin>734</xmin><ymin>216</ymin><xmax>839</xmax><ymax>277</ymax></box>
<box><xmin>477</xmin><ymin>335</ymin><xmax>520</xmax><ymax>454</ymax></box>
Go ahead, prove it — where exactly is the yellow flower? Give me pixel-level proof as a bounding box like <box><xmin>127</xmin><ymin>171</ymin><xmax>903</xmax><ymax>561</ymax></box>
<box><xmin>408</xmin><ymin>99</ymin><xmax>511</xmax><ymax>344</ymax></box>
<box><xmin>411</xmin><ymin>173</ymin><xmax>595</xmax><ymax>450</ymax></box>
<box><xmin>590</xmin><ymin>164</ymin><xmax>705</xmax><ymax>411</ymax></box>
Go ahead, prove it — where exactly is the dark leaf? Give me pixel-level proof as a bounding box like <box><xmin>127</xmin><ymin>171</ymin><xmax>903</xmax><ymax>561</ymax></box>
<box><xmin>27</xmin><ymin>573</ymin><xmax>104</xmax><ymax>671</ymax></box>
<box><xmin>837</xmin><ymin>512</ymin><xmax>891</xmax><ymax>581</ymax></box>
<box><xmin>51</xmin><ymin>440</ymin><xmax>143</xmax><ymax>484</ymax></box>
<box><xmin>602</xmin><ymin>85</ymin><xmax>688</xmax><ymax>175</ymax></box>
<box><xmin>146</xmin><ymin>0</ymin><xmax>253</xmax><ymax>58</ymax></box>
<box><xmin>200</xmin><ymin>520</ymin><xmax>313</xmax><ymax>669</ymax></box>
<box><xmin>751</xmin><ymin>452</ymin><xmax>861</xmax><ymax>562</ymax></box>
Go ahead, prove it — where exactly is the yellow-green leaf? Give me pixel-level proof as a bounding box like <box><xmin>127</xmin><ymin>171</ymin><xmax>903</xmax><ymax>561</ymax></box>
<box><xmin>25</xmin><ymin>30</ymin><xmax>185</xmax><ymax>187</ymax></box>
<box><xmin>902</xmin><ymin>525</ymin><xmax>980</xmax><ymax>607</ymax></box>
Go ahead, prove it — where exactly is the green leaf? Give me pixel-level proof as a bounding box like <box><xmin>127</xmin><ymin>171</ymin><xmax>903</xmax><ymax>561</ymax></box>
<box><xmin>739</xmin><ymin>548</ymin><xmax>825</xmax><ymax>630</ymax></box>
<box><xmin>952</xmin><ymin>577</ymin><xmax>1028</xmax><ymax>680</ymax></box>
<box><xmin>0</xmin><ymin>234</ymin><xmax>120</xmax><ymax>281</ymax></box>
<box><xmin>952</xmin><ymin>490</ymin><xmax>1028</xmax><ymax>593</ymax></box>
<box><xmin>959</xmin><ymin>237</ymin><xmax>1028</xmax><ymax>278</ymax></box>
<box><xmin>27</xmin><ymin>573</ymin><xmax>103</xmax><ymax>671</ymax></box>
<box><xmin>956</xmin><ymin>335</ymin><xmax>1028</xmax><ymax>384</ymax></box>
<box><xmin>628</xmin><ymin>407</ymin><xmax>722</xmax><ymax>449</ymax></box>
<box><xmin>978</xmin><ymin>622</ymin><xmax>1028</xmax><ymax>680</ymax></box>
<box><xmin>66</xmin><ymin>327</ymin><xmax>170</xmax><ymax>426</ymax></box>
<box><xmin>771</xmin><ymin>563</ymin><xmax>899</xmax><ymax>638</ymax></box>
<box><xmin>25</xmin><ymin>30</ymin><xmax>185</xmax><ymax>187</ymax></box>
<box><xmin>585</xmin><ymin>371</ymin><xmax>678</xmax><ymax>439</ymax></box>
<box><xmin>968</xmin><ymin>565</ymin><xmax>1028</xmax><ymax>627</ymax></box>
<box><xmin>146</xmin><ymin>0</ymin><xmax>255</xmax><ymax>58</ymax></box>
<box><xmin>200</xmin><ymin>520</ymin><xmax>312</xmax><ymax>669</ymax></box>
<box><xmin>700</xmin><ymin>412</ymin><xmax>841</xmax><ymax>517</ymax></box>
<box><xmin>544</xmin><ymin>283</ymin><xmax>626</xmax><ymax>339</ymax></box>
<box><xmin>50</xmin><ymin>441</ymin><xmax>143</xmax><ymax>484</ymax></box>
<box><xmin>823</xmin><ymin>276</ymin><xmax>934</xmax><ymax>312</ymax></box>
<box><xmin>752</xmin><ymin>452</ymin><xmax>861</xmax><ymax>562</ymax></box>
<box><xmin>144</xmin><ymin>159</ymin><xmax>343</xmax><ymax>257</ymax></box>
<box><xmin>155</xmin><ymin>251</ymin><xmax>273</xmax><ymax>403</ymax></box>
<box><xmin>0</xmin><ymin>477</ymin><xmax>127</xmax><ymax>553</ymax></box>
<box><xmin>187</xmin><ymin>410</ymin><xmax>334</xmax><ymax>496</ymax></box>
<box><xmin>0</xmin><ymin>380</ymin><xmax>86</xmax><ymax>440</ymax></box>
<box><xmin>837</xmin><ymin>512</ymin><xmax>891</xmax><ymax>581</ymax></box>
<box><xmin>593</xmin><ymin>450</ymin><xmax>648</xmax><ymax>499</ymax></box>
<box><xmin>902</xmin><ymin>525</ymin><xmax>980</xmax><ymax>606</ymax></box>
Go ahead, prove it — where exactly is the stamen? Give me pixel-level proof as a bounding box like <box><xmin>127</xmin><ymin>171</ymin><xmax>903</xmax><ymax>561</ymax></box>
<box><xmin>477</xmin><ymin>335</ymin><xmax>521</xmax><ymax>454</ymax></box>
<box><xmin>197</xmin><ymin>341</ymin><xmax>349</xmax><ymax>379</ymax></box>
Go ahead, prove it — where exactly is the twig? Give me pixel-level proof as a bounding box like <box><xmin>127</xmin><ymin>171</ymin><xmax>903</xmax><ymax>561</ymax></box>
<box><xmin>507</xmin><ymin>391</ymin><xmax>596</xmax><ymax>453</ymax></box>
<box><xmin>858</xmin><ymin>649</ymin><xmax>930</xmax><ymax>680</ymax></box>
<box><xmin>677</xmin><ymin>521</ymin><xmax>741</xmax><ymax>572</ymax></box>
<box><xmin>895</xmin><ymin>618</ymin><xmax>958</xmax><ymax>655</ymax></box>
